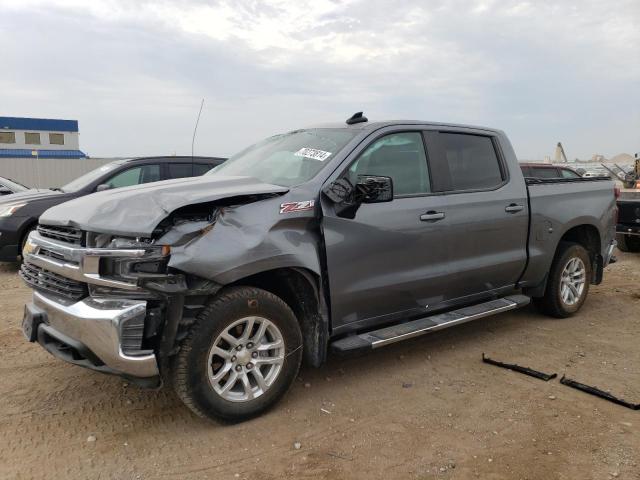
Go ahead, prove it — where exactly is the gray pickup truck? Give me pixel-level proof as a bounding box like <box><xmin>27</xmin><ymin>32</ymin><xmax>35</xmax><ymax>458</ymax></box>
<box><xmin>20</xmin><ymin>114</ymin><xmax>617</xmax><ymax>422</ymax></box>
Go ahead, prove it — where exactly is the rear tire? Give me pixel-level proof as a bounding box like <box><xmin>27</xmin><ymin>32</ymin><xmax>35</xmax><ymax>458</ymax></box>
<box><xmin>616</xmin><ymin>233</ymin><xmax>640</xmax><ymax>253</ymax></box>
<box><xmin>534</xmin><ymin>242</ymin><xmax>591</xmax><ymax>318</ymax></box>
<box><xmin>171</xmin><ymin>286</ymin><xmax>303</xmax><ymax>422</ymax></box>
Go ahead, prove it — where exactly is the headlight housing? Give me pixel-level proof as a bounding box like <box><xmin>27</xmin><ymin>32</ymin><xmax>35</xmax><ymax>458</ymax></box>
<box><xmin>0</xmin><ymin>203</ymin><xmax>27</xmax><ymax>217</ymax></box>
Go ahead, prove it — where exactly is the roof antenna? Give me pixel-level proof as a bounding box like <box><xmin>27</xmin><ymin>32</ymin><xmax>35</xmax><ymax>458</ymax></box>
<box><xmin>346</xmin><ymin>111</ymin><xmax>368</xmax><ymax>125</ymax></box>
<box><xmin>191</xmin><ymin>98</ymin><xmax>205</xmax><ymax>169</ymax></box>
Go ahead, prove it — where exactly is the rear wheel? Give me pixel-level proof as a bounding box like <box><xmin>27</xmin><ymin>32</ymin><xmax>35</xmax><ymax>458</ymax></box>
<box><xmin>171</xmin><ymin>286</ymin><xmax>303</xmax><ymax>422</ymax></box>
<box><xmin>534</xmin><ymin>242</ymin><xmax>591</xmax><ymax>318</ymax></box>
<box><xmin>616</xmin><ymin>233</ymin><xmax>640</xmax><ymax>253</ymax></box>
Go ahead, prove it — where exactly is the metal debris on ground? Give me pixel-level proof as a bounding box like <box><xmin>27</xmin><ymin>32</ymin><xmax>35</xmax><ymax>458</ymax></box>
<box><xmin>560</xmin><ymin>375</ymin><xmax>640</xmax><ymax>411</ymax></box>
<box><xmin>482</xmin><ymin>353</ymin><xmax>558</xmax><ymax>381</ymax></box>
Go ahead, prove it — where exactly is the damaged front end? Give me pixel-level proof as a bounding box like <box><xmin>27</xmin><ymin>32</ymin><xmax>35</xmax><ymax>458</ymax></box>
<box><xmin>19</xmin><ymin>171</ymin><xmax>327</xmax><ymax>388</ymax></box>
<box><xmin>20</xmin><ymin>203</ymin><xmax>232</xmax><ymax>388</ymax></box>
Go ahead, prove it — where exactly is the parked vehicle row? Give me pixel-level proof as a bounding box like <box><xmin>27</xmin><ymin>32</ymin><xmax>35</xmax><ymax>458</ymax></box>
<box><xmin>0</xmin><ymin>156</ymin><xmax>224</xmax><ymax>262</ymax></box>
<box><xmin>19</xmin><ymin>114</ymin><xmax>617</xmax><ymax>422</ymax></box>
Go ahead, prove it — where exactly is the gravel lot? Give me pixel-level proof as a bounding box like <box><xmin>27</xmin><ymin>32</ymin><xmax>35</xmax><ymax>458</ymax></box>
<box><xmin>1</xmin><ymin>251</ymin><xmax>639</xmax><ymax>479</ymax></box>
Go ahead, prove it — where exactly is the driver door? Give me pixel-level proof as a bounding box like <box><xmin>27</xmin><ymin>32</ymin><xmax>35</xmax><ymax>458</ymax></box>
<box><xmin>321</xmin><ymin>130</ymin><xmax>451</xmax><ymax>332</ymax></box>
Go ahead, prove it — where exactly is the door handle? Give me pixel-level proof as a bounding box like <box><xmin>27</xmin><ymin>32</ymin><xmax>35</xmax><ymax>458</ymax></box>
<box><xmin>505</xmin><ymin>204</ymin><xmax>524</xmax><ymax>213</ymax></box>
<box><xmin>420</xmin><ymin>211</ymin><xmax>445</xmax><ymax>221</ymax></box>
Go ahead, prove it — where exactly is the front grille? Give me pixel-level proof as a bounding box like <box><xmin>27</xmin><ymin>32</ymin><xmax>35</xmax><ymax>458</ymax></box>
<box><xmin>37</xmin><ymin>225</ymin><xmax>84</xmax><ymax>245</ymax></box>
<box><xmin>20</xmin><ymin>262</ymin><xmax>88</xmax><ymax>300</ymax></box>
<box><xmin>38</xmin><ymin>247</ymin><xmax>67</xmax><ymax>262</ymax></box>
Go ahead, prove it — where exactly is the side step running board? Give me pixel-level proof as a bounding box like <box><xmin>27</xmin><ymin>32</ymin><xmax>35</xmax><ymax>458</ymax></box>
<box><xmin>331</xmin><ymin>295</ymin><xmax>530</xmax><ymax>354</ymax></box>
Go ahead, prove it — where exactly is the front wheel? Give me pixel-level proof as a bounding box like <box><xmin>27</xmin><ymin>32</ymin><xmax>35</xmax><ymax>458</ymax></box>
<box><xmin>534</xmin><ymin>242</ymin><xmax>591</xmax><ymax>318</ymax></box>
<box><xmin>171</xmin><ymin>286</ymin><xmax>303</xmax><ymax>422</ymax></box>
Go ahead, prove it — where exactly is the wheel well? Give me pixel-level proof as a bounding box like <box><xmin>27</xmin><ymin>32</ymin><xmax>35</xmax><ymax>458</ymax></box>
<box><xmin>229</xmin><ymin>268</ymin><xmax>328</xmax><ymax>367</ymax></box>
<box><xmin>559</xmin><ymin>224</ymin><xmax>601</xmax><ymax>260</ymax></box>
<box><xmin>558</xmin><ymin>224</ymin><xmax>603</xmax><ymax>284</ymax></box>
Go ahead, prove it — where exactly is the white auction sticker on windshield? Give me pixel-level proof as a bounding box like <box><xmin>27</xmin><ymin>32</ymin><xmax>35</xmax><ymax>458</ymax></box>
<box><xmin>294</xmin><ymin>147</ymin><xmax>332</xmax><ymax>161</ymax></box>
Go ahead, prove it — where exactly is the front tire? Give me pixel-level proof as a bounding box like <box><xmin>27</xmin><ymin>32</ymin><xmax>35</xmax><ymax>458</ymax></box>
<box><xmin>172</xmin><ymin>286</ymin><xmax>303</xmax><ymax>422</ymax></box>
<box><xmin>534</xmin><ymin>242</ymin><xmax>591</xmax><ymax>318</ymax></box>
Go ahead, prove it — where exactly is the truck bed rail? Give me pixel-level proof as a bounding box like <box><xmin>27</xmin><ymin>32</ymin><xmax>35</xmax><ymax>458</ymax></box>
<box><xmin>525</xmin><ymin>176</ymin><xmax>611</xmax><ymax>185</ymax></box>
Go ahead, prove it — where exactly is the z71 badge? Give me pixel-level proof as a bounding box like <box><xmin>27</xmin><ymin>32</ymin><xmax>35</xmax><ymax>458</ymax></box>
<box><xmin>280</xmin><ymin>200</ymin><xmax>315</xmax><ymax>214</ymax></box>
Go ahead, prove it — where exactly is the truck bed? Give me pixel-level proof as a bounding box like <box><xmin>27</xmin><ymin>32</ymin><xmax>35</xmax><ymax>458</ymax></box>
<box><xmin>521</xmin><ymin>176</ymin><xmax>616</xmax><ymax>289</ymax></box>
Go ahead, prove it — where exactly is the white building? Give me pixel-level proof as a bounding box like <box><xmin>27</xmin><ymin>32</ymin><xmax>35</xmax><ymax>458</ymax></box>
<box><xmin>0</xmin><ymin>116</ymin><xmax>86</xmax><ymax>159</ymax></box>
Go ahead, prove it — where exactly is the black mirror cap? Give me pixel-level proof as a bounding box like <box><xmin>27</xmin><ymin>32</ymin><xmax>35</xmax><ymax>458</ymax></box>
<box><xmin>346</xmin><ymin>112</ymin><xmax>368</xmax><ymax>125</ymax></box>
<box><xmin>322</xmin><ymin>178</ymin><xmax>354</xmax><ymax>203</ymax></box>
<box><xmin>357</xmin><ymin>175</ymin><xmax>393</xmax><ymax>203</ymax></box>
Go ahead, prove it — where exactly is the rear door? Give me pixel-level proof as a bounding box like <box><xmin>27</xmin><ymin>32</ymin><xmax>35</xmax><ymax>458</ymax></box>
<box><xmin>428</xmin><ymin>131</ymin><xmax>529</xmax><ymax>301</ymax></box>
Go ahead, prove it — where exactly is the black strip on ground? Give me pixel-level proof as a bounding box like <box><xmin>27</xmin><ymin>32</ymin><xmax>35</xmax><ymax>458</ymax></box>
<box><xmin>560</xmin><ymin>375</ymin><xmax>640</xmax><ymax>410</ymax></box>
<box><xmin>482</xmin><ymin>353</ymin><xmax>558</xmax><ymax>381</ymax></box>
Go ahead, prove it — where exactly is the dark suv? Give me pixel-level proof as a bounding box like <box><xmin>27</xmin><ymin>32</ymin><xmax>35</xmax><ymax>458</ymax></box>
<box><xmin>0</xmin><ymin>156</ymin><xmax>225</xmax><ymax>261</ymax></box>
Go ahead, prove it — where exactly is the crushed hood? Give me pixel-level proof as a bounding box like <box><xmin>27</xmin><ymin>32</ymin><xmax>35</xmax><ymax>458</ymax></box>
<box><xmin>39</xmin><ymin>175</ymin><xmax>289</xmax><ymax>236</ymax></box>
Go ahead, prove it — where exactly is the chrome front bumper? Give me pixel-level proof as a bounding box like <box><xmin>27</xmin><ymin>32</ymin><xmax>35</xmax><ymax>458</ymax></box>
<box><xmin>30</xmin><ymin>290</ymin><xmax>159</xmax><ymax>379</ymax></box>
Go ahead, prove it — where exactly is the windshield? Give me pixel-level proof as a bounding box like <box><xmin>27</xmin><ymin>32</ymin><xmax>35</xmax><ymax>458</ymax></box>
<box><xmin>61</xmin><ymin>161</ymin><xmax>121</xmax><ymax>192</ymax></box>
<box><xmin>208</xmin><ymin>129</ymin><xmax>358</xmax><ymax>187</ymax></box>
<box><xmin>1</xmin><ymin>177</ymin><xmax>28</xmax><ymax>192</ymax></box>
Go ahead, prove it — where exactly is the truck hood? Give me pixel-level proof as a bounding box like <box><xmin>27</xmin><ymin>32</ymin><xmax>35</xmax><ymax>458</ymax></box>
<box><xmin>39</xmin><ymin>175</ymin><xmax>289</xmax><ymax>237</ymax></box>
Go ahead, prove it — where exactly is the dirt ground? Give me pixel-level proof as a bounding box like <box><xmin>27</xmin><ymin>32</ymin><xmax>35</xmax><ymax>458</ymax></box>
<box><xmin>1</xmin><ymin>252</ymin><xmax>639</xmax><ymax>480</ymax></box>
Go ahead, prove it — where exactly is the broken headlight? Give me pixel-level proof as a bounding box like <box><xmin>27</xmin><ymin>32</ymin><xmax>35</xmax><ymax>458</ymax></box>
<box><xmin>89</xmin><ymin>234</ymin><xmax>171</xmax><ymax>283</ymax></box>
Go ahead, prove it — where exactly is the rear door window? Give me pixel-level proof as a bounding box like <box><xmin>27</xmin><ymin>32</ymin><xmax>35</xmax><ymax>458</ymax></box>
<box><xmin>193</xmin><ymin>163</ymin><xmax>214</xmax><ymax>176</ymax></box>
<box><xmin>440</xmin><ymin>133</ymin><xmax>504</xmax><ymax>190</ymax></box>
<box><xmin>168</xmin><ymin>163</ymin><xmax>193</xmax><ymax>179</ymax></box>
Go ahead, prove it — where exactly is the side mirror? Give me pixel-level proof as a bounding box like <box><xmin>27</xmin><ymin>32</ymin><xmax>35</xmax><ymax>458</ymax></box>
<box><xmin>322</xmin><ymin>175</ymin><xmax>393</xmax><ymax>219</ymax></box>
<box><xmin>0</xmin><ymin>187</ymin><xmax>12</xmax><ymax>195</ymax></box>
<box><xmin>96</xmin><ymin>184</ymin><xmax>112</xmax><ymax>192</ymax></box>
<box><xmin>356</xmin><ymin>175</ymin><xmax>393</xmax><ymax>203</ymax></box>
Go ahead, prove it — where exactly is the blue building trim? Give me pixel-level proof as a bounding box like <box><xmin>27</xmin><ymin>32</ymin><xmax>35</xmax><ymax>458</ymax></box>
<box><xmin>0</xmin><ymin>117</ymin><xmax>79</xmax><ymax>132</ymax></box>
<box><xmin>0</xmin><ymin>149</ymin><xmax>87</xmax><ymax>159</ymax></box>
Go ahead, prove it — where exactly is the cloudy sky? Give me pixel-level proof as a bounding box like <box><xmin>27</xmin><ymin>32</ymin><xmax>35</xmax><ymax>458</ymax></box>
<box><xmin>1</xmin><ymin>0</ymin><xmax>638</xmax><ymax>160</ymax></box>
